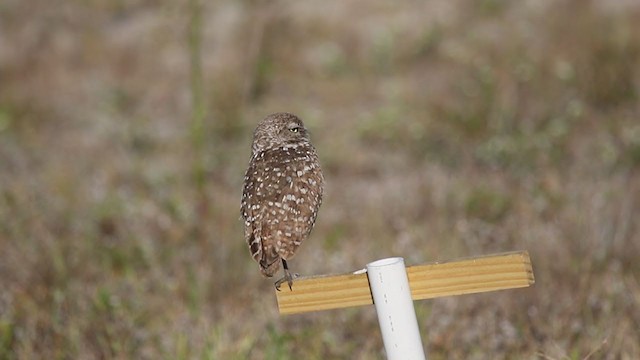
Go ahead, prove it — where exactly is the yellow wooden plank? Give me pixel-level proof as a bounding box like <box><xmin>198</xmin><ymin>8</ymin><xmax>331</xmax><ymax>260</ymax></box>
<box><xmin>276</xmin><ymin>251</ymin><xmax>535</xmax><ymax>315</ymax></box>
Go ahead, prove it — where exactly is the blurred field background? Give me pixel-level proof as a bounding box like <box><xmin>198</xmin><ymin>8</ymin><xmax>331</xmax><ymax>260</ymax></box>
<box><xmin>1</xmin><ymin>0</ymin><xmax>640</xmax><ymax>358</ymax></box>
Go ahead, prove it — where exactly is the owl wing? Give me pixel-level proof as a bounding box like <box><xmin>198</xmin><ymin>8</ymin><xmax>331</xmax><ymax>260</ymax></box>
<box><xmin>266</xmin><ymin>145</ymin><xmax>323</xmax><ymax>260</ymax></box>
<box><xmin>241</xmin><ymin>145</ymin><xmax>323</xmax><ymax>268</ymax></box>
<box><xmin>241</xmin><ymin>151</ymin><xmax>278</xmax><ymax>264</ymax></box>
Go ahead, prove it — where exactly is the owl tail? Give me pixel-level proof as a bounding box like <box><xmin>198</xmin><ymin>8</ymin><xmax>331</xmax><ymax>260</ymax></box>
<box><xmin>259</xmin><ymin>253</ymin><xmax>281</xmax><ymax>277</ymax></box>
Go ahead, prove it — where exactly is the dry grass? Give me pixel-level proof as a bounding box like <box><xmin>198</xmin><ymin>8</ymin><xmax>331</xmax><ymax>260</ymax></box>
<box><xmin>1</xmin><ymin>0</ymin><xmax>640</xmax><ymax>358</ymax></box>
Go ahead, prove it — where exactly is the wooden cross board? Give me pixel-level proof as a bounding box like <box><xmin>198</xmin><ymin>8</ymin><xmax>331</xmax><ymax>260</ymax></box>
<box><xmin>276</xmin><ymin>251</ymin><xmax>534</xmax><ymax>315</ymax></box>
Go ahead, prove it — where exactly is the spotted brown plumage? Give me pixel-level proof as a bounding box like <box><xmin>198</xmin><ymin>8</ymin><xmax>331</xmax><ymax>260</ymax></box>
<box><xmin>241</xmin><ymin>112</ymin><xmax>324</xmax><ymax>290</ymax></box>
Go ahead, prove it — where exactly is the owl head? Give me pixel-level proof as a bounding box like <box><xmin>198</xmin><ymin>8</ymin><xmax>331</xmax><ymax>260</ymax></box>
<box><xmin>251</xmin><ymin>112</ymin><xmax>311</xmax><ymax>154</ymax></box>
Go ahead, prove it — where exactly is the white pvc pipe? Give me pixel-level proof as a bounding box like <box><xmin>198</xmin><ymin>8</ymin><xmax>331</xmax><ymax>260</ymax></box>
<box><xmin>366</xmin><ymin>257</ymin><xmax>426</xmax><ymax>360</ymax></box>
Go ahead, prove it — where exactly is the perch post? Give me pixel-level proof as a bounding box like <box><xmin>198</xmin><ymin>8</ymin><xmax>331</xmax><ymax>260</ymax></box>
<box><xmin>367</xmin><ymin>257</ymin><xmax>426</xmax><ymax>360</ymax></box>
<box><xmin>275</xmin><ymin>251</ymin><xmax>535</xmax><ymax>359</ymax></box>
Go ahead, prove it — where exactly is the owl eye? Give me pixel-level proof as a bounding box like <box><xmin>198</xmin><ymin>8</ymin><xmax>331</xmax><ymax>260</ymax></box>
<box><xmin>289</xmin><ymin>126</ymin><xmax>301</xmax><ymax>133</ymax></box>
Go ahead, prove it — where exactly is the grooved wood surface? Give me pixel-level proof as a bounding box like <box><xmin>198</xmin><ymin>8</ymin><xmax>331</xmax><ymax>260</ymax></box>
<box><xmin>276</xmin><ymin>251</ymin><xmax>534</xmax><ymax>315</ymax></box>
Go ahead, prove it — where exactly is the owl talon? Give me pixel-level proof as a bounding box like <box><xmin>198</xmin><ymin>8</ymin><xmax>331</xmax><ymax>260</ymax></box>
<box><xmin>274</xmin><ymin>267</ymin><xmax>296</xmax><ymax>291</ymax></box>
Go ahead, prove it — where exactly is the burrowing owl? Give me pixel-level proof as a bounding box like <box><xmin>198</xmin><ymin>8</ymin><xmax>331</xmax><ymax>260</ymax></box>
<box><xmin>241</xmin><ymin>112</ymin><xmax>324</xmax><ymax>291</ymax></box>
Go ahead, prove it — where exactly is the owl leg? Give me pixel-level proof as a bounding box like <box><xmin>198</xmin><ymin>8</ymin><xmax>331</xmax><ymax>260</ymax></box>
<box><xmin>274</xmin><ymin>259</ymin><xmax>298</xmax><ymax>291</ymax></box>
